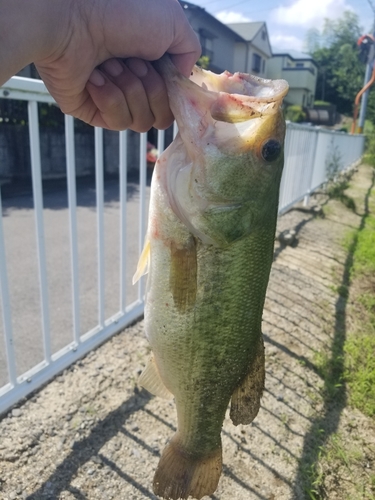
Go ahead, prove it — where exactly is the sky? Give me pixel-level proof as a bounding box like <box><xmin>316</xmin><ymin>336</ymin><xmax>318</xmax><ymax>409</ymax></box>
<box><xmin>194</xmin><ymin>0</ymin><xmax>375</xmax><ymax>53</ymax></box>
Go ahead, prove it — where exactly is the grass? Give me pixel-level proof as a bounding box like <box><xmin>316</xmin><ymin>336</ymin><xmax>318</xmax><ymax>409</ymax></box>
<box><xmin>322</xmin><ymin>169</ymin><xmax>375</xmax><ymax>418</ymax></box>
<box><xmin>342</xmin><ymin>198</ymin><xmax>375</xmax><ymax>417</ymax></box>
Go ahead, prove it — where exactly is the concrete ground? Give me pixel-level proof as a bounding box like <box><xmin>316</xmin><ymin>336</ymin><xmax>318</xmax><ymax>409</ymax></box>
<box><xmin>0</xmin><ymin>174</ymin><xmax>150</xmax><ymax>387</ymax></box>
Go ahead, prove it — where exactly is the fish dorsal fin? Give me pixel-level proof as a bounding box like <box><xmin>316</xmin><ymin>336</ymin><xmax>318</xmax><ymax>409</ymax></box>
<box><xmin>138</xmin><ymin>356</ymin><xmax>173</xmax><ymax>400</ymax></box>
<box><xmin>230</xmin><ymin>336</ymin><xmax>265</xmax><ymax>425</ymax></box>
<box><xmin>132</xmin><ymin>236</ymin><xmax>150</xmax><ymax>285</ymax></box>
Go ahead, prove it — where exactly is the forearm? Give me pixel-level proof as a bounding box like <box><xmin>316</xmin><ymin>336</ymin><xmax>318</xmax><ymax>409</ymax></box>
<box><xmin>0</xmin><ymin>0</ymin><xmax>71</xmax><ymax>85</ymax></box>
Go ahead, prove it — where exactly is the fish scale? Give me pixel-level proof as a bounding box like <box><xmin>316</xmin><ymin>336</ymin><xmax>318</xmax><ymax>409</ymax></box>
<box><xmin>134</xmin><ymin>55</ymin><xmax>288</xmax><ymax>499</ymax></box>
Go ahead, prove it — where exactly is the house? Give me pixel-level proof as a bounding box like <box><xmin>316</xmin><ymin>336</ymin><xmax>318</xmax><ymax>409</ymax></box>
<box><xmin>266</xmin><ymin>51</ymin><xmax>318</xmax><ymax>108</ymax></box>
<box><xmin>179</xmin><ymin>1</ymin><xmax>243</xmax><ymax>73</ymax></box>
<box><xmin>226</xmin><ymin>22</ymin><xmax>272</xmax><ymax>78</ymax></box>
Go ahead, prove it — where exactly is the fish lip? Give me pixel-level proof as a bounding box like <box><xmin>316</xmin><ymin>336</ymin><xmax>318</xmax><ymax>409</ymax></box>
<box><xmin>155</xmin><ymin>55</ymin><xmax>288</xmax><ymax>103</ymax></box>
<box><xmin>191</xmin><ymin>65</ymin><xmax>289</xmax><ymax>103</ymax></box>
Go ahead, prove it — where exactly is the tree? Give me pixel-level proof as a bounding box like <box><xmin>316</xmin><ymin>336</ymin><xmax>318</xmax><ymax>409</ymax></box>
<box><xmin>305</xmin><ymin>11</ymin><xmax>375</xmax><ymax>123</ymax></box>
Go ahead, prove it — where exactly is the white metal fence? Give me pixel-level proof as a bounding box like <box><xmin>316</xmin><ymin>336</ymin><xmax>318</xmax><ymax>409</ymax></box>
<box><xmin>0</xmin><ymin>76</ymin><xmax>365</xmax><ymax>416</ymax></box>
<box><xmin>279</xmin><ymin>122</ymin><xmax>365</xmax><ymax>214</ymax></box>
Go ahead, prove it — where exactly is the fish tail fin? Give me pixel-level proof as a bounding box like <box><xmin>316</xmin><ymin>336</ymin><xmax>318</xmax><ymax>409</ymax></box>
<box><xmin>153</xmin><ymin>434</ymin><xmax>222</xmax><ymax>500</ymax></box>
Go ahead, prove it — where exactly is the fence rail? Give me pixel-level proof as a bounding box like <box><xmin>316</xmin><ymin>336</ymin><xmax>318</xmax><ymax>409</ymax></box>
<box><xmin>0</xmin><ymin>76</ymin><xmax>365</xmax><ymax>416</ymax></box>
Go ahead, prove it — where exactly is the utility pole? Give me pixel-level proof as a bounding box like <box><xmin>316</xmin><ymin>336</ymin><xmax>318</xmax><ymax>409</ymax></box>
<box><xmin>357</xmin><ymin>0</ymin><xmax>375</xmax><ymax>133</ymax></box>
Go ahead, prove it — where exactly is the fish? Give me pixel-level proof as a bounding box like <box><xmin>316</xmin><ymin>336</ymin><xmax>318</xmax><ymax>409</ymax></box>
<box><xmin>133</xmin><ymin>56</ymin><xmax>288</xmax><ymax>500</ymax></box>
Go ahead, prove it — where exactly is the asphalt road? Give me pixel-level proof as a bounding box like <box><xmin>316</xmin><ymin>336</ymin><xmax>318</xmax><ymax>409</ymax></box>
<box><xmin>0</xmin><ymin>175</ymin><xmax>150</xmax><ymax>388</ymax></box>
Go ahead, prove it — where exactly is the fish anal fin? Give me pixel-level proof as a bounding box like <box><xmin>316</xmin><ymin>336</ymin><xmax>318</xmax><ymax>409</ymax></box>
<box><xmin>230</xmin><ymin>336</ymin><xmax>265</xmax><ymax>426</ymax></box>
<box><xmin>169</xmin><ymin>237</ymin><xmax>197</xmax><ymax>313</ymax></box>
<box><xmin>153</xmin><ymin>434</ymin><xmax>222</xmax><ymax>500</ymax></box>
<box><xmin>132</xmin><ymin>237</ymin><xmax>150</xmax><ymax>285</ymax></box>
<box><xmin>138</xmin><ymin>356</ymin><xmax>173</xmax><ymax>400</ymax></box>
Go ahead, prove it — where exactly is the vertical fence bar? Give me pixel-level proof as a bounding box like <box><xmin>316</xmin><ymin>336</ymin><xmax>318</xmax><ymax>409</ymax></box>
<box><xmin>28</xmin><ymin>101</ymin><xmax>51</xmax><ymax>364</ymax></box>
<box><xmin>303</xmin><ymin>128</ymin><xmax>319</xmax><ymax>207</ymax></box>
<box><xmin>173</xmin><ymin>121</ymin><xmax>178</xmax><ymax>139</ymax></box>
<box><xmin>0</xmin><ymin>189</ymin><xmax>17</xmax><ymax>386</ymax></box>
<box><xmin>157</xmin><ymin>129</ymin><xmax>165</xmax><ymax>155</ymax></box>
<box><xmin>65</xmin><ymin>115</ymin><xmax>81</xmax><ymax>343</ymax></box>
<box><xmin>95</xmin><ymin>127</ymin><xmax>105</xmax><ymax>327</ymax></box>
<box><xmin>119</xmin><ymin>130</ymin><xmax>128</xmax><ymax>312</ymax></box>
<box><xmin>138</xmin><ymin>132</ymin><xmax>147</xmax><ymax>302</ymax></box>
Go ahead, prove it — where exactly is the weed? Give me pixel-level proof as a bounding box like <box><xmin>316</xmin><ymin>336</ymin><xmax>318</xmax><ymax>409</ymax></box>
<box><xmin>341</xmin><ymin>185</ymin><xmax>375</xmax><ymax>418</ymax></box>
<box><xmin>344</xmin><ymin>330</ymin><xmax>375</xmax><ymax>417</ymax></box>
<box><xmin>326</xmin><ymin>180</ymin><xmax>357</xmax><ymax>212</ymax></box>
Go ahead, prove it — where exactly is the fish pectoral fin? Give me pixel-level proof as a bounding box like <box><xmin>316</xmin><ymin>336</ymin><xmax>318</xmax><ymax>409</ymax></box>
<box><xmin>230</xmin><ymin>336</ymin><xmax>265</xmax><ymax>426</ymax></box>
<box><xmin>138</xmin><ymin>356</ymin><xmax>173</xmax><ymax>400</ymax></box>
<box><xmin>170</xmin><ymin>237</ymin><xmax>197</xmax><ymax>312</ymax></box>
<box><xmin>132</xmin><ymin>236</ymin><xmax>150</xmax><ymax>285</ymax></box>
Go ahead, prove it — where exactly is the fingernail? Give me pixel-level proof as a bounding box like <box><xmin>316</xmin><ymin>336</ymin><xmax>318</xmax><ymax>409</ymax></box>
<box><xmin>127</xmin><ymin>58</ymin><xmax>148</xmax><ymax>78</ymax></box>
<box><xmin>88</xmin><ymin>69</ymin><xmax>105</xmax><ymax>86</ymax></box>
<box><xmin>102</xmin><ymin>59</ymin><xmax>123</xmax><ymax>77</ymax></box>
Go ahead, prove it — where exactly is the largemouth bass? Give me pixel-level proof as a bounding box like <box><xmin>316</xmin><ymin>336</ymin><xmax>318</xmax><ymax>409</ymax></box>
<box><xmin>134</xmin><ymin>56</ymin><xmax>288</xmax><ymax>499</ymax></box>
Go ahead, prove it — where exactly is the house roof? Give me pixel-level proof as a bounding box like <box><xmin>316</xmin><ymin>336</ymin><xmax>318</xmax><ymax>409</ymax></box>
<box><xmin>226</xmin><ymin>22</ymin><xmax>264</xmax><ymax>42</ymax></box>
<box><xmin>227</xmin><ymin>22</ymin><xmax>272</xmax><ymax>58</ymax></box>
<box><xmin>273</xmin><ymin>50</ymin><xmax>316</xmax><ymax>63</ymax></box>
<box><xmin>179</xmin><ymin>1</ymin><xmax>245</xmax><ymax>42</ymax></box>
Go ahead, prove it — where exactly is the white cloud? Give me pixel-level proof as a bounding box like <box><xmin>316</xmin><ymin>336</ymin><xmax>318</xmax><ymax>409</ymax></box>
<box><xmin>215</xmin><ymin>11</ymin><xmax>251</xmax><ymax>24</ymax></box>
<box><xmin>270</xmin><ymin>34</ymin><xmax>304</xmax><ymax>52</ymax></box>
<box><xmin>271</xmin><ymin>0</ymin><xmax>353</xmax><ymax>28</ymax></box>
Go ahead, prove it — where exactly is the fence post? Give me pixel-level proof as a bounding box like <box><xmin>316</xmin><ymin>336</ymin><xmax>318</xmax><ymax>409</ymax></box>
<box><xmin>303</xmin><ymin>128</ymin><xmax>320</xmax><ymax>207</ymax></box>
<box><xmin>28</xmin><ymin>100</ymin><xmax>51</xmax><ymax>364</ymax></box>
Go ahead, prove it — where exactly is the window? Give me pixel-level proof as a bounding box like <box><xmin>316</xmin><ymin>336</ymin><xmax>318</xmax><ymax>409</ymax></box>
<box><xmin>252</xmin><ymin>53</ymin><xmax>262</xmax><ymax>73</ymax></box>
<box><xmin>199</xmin><ymin>29</ymin><xmax>215</xmax><ymax>61</ymax></box>
<box><xmin>296</xmin><ymin>62</ymin><xmax>304</xmax><ymax>67</ymax></box>
<box><xmin>262</xmin><ymin>59</ymin><xmax>266</xmax><ymax>73</ymax></box>
<box><xmin>261</xmin><ymin>30</ymin><xmax>266</xmax><ymax>41</ymax></box>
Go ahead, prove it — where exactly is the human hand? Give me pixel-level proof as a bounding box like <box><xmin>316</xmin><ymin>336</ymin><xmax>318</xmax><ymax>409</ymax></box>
<box><xmin>0</xmin><ymin>0</ymin><xmax>201</xmax><ymax>131</ymax></box>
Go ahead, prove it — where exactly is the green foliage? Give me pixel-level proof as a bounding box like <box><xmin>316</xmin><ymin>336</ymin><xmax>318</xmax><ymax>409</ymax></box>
<box><xmin>326</xmin><ymin>180</ymin><xmax>356</xmax><ymax>211</ymax></box>
<box><xmin>196</xmin><ymin>56</ymin><xmax>210</xmax><ymax>69</ymax></box>
<box><xmin>305</xmin><ymin>12</ymin><xmax>375</xmax><ymax>123</ymax></box>
<box><xmin>364</xmin><ymin>132</ymin><xmax>375</xmax><ymax>167</ymax></box>
<box><xmin>343</xmin><ymin>181</ymin><xmax>375</xmax><ymax>418</ymax></box>
<box><xmin>344</xmin><ymin>307</ymin><xmax>375</xmax><ymax>417</ymax></box>
<box><xmin>351</xmin><ymin>206</ymin><xmax>375</xmax><ymax>275</ymax></box>
<box><xmin>313</xmin><ymin>100</ymin><xmax>331</xmax><ymax>107</ymax></box>
<box><xmin>284</xmin><ymin>104</ymin><xmax>306</xmax><ymax>123</ymax></box>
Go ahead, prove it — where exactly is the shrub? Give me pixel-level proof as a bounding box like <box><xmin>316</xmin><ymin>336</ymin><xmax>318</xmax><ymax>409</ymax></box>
<box><xmin>313</xmin><ymin>100</ymin><xmax>331</xmax><ymax>107</ymax></box>
<box><xmin>284</xmin><ymin>105</ymin><xmax>306</xmax><ymax>123</ymax></box>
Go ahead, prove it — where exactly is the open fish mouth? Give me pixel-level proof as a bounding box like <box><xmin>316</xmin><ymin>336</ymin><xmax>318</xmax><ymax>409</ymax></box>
<box><xmin>191</xmin><ymin>65</ymin><xmax>289</xmax><ymax>122</ymax></box>
<box><xmin>155</xmin><ymin>55</ymin><xmax>289</xmax><ymax>124</ymax></box>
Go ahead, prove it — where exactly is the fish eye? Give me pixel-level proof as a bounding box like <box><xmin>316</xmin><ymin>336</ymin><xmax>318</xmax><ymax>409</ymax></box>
<box><xmin>261</xmin><ymin>139</ymin><xmax>281</xmax><ymax>162</ymax></box>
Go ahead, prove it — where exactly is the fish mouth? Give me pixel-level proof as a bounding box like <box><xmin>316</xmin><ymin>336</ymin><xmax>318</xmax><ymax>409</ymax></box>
<box><xmin>155</xmin><ymin>55</ymin><xmax>289</xmax><ymax>124</ymax></box>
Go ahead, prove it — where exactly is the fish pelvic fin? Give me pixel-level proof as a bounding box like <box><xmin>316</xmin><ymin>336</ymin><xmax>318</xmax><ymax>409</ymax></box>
<box><xmin>138</xmin><ymin>356</ymin><xmax>173</xmax><ymax>400</ymax></box>
<box><xmin>153</xmin><ymin>435</ymin><xmax>222</xmax><ymax>500</ymax></box>
<box><xmin>132</xmin><ymin>236</ymin><xmax>150</xmax><ymax>285</ymax></box>
<box><xmin>230</xmin><ymin>336</ymin><xmax>265</xmax><ymax>426</ymax></box>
